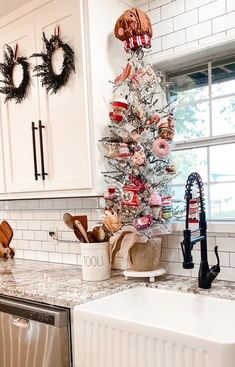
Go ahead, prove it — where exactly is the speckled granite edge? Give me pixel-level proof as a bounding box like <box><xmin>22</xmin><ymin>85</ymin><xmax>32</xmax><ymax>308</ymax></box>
<box><xmin>0</xmin><ymin>259</ymin><xmax>234</xmax><ymax>308</ymax></box>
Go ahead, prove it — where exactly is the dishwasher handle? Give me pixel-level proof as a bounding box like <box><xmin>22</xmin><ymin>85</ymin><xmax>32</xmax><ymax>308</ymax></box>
<box><xmin>11</xmin><ymin>316</ymin><xmax>30</xmax><ymax>329</ymax></box>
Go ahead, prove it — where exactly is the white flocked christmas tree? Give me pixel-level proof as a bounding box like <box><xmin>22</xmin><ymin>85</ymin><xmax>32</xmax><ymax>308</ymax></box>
<box><xmin>101</xmin><ymin>8</ymin><xmax>177</xmax><ymax>239</ymax></box>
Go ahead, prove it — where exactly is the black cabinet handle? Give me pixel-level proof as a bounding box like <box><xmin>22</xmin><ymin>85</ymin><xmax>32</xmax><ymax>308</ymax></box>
<box><xmin>38</xmin><ymin>120</ymin><xmax>48</xmax><ymax>180</ymax></box>
<box><xmin>31</xmin><ymin>121</ymin><xmax>40</xmax><ymax>181</ymax></box>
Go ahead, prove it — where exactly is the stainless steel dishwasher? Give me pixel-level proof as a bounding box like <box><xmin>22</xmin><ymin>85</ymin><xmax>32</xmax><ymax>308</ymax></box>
<box><xmin>0</xmin><ymin>295</ymin><xmax>72</xmax><ymax>367</ymax></box>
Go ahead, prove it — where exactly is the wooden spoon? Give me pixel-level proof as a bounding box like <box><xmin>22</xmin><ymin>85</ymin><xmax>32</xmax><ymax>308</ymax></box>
<box><xmin>74</xmin><ymin>220</ymin><xmax>90</xmax><ymax>243</ymax></box>
<box><xmin>63</xmin><ymin>213</ymin><xmax>84</xmax><ymax>242</ymax></box>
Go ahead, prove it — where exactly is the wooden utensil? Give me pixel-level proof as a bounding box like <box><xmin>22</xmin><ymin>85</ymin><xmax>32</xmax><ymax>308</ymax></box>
<box><xmin>0</xmin><ymin>221</ymin><xmax>15</xmax><ymax>258</ymax></box>
<box><xmin>63</xmin><ymin>213</ymin><xmax>88</xmax><ymax>231</ymax></box>
<box><xmin>74</xmin><ymin>220</ymin><xmax>90</xmax><ymax>243</ymax></box>
<box><xmin>63</xmin><ymin>213</ymin><xmax>89</xmax><ymax>242</ymax></box>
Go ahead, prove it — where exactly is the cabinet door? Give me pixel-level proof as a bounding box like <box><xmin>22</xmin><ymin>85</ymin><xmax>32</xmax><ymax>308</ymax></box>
<box><xmin>35</xmin><ymin>0</ymin><xmax>93</xmax><ymax>191</ymax></box>
<box><xmin>0</xmin><ymin>19</ymin><xmax>43</xmax><ymax>193</ymax></box>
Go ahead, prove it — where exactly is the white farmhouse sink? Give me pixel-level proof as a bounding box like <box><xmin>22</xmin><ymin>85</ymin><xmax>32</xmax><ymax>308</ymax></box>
<box><xmin>74</xmin><ymin>287</ymin><xmax>235</xmax><ymax>367</ymax></box>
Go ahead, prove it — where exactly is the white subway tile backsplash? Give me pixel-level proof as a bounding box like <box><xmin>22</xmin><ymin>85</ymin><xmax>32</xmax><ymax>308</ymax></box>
<box><xmin>16</xmin><ymin>220</ymin><xmax>29</xmax><ymax>230</ymax></box>
<box><xmin>27</xmin><ymin>200</ymin><xmax>40</xmax><ymax>209</ymax></box>
<box><xmin>91</xmin><ymin>209</ymin><xmax>103</xmax><ymax>221</ymax></box>
<box><xmin>62</xmin><ymin>231</ymin><xmax>76</xmax><ymax>241</ymax></box>
<box><xmin>28</xmin><ymin>220</ymin><xmax>41</xmax><ymax>230</ymax></box>
<box><xmin>149</xmin><ymin>0</ymin><xmax>172</xmax><ymax>10</ymax></box>
<box><xmin>173</xmin><ymin>9</ymin><xmax>198</xmax><ymax>31</ymax></box>
<box><xmin>39</xmin><ymin>199</ymin><xmax>53</xmax><ymax>210</ymax></box>
<box><xmin>40</xmin><ymin>220</ymin><xmax>53</xmax><ymax>231</ymax></box>
<box><xmin>21</xmin><ymin>210</ymin><xmax>34</xmax><ymax>220</ymax></box>
<box><xmin>56</xmin><ymin>242</ymin><xmax>70</xmax><ymax>253</ymax></box>
<box><xmin>13</xmin><ymin>229</ymin><xmax>23</xmax><ymax>240</ymax></box>
<box><xmin>49</xmin><ymin>252</ymin><xmax>63</xmax><ymax>263</ymax></box>
<box><xmin>151</xmin><ymin>37</ymin><xmax>162</xmax><ymax>53</ymax></box>
<box><xmin>52</xmin><ymin>199</ymin><xmax>68</xmax><ymax>209</ymax></box>
<box><xmin>29</xmin><ymin>241</ymin><xmax>42</xmax><ymax>250</ymax></box>
<box><xmin>186</xmin><ymin>20</ymin><xmax>212</xmax><ymax>42</ymax></box>
<box><xmin>63</xmin><ymin>253</ymin><xmax>77</xmax><ymax>265</ymax></box>
<box><xmin>67</xmin><ymin>198</ymin><xmax>83</xmax><ymax>209</ymax></box>
<box><xmin>24</xmin><ymin>250</ymin><xmax>36</xmax><ymax>260</ymax></box>
<box><xmin>162</xmin><ymin>29</ymin><xmax>185</xmax><ymax>49</ymax></box>
<box><xmin>212</xmin><ymin>11</ymin><xmax>235</xmax><ymax>33</ymax></box>
<box><xmin>227</xmin><ymin>28</ymin><xmax>235</xmax><ymax>37</ymax></box>
<box><xmin>168</xmin><ymin>261</ymin><xmax>191</xmax><ymax>276</ymax></box>
<box><xmin>46</xmin><ymin>210</ymin><xmax>62</xmax><ymax>220</ymax></box>
<box><xmin>82</xmin><ymin>198</ymin><xmax>99</xmax><ymax>209</ymax></box>
<box><xmin>69</xmin><ymin>243</ymin><xmax>81</xmax><ymax>254</ymax></box>
<box><xmin>17</xmin><ymin>240</ymin><xmax>30</xmax><ymax>250</ymax></box>
<box><xmin>216</xmin><ymin>237</ymin><xmax>235</xmax><ymax>252</ymax></box>
<box><xmin>15</xmin><ymin>249</ymin><xmax>24</xmax><ymax>259</ymax></box>
<box><xmin>153</xmin><ymin>18</ymin><xmax>173</xmax><ymax>37</ymax></box>
<box><xmin>9</xmin><ymin>211</ymin><xmax>21</xmax><ymax>220</ymax></box>
<box><xmin>174</xmin><ymin>40</ymin><xmax>199</xmax><ymax>52</ymax></box>
<box><xmin>34</xmin><ymin>231</ymin><xmax>48</xmax><ymax>241</ymax></box>
<box><xmin>230</xmin><ymin>253</ymin><xmax>235</xmax><ymax>267</ymax></box>
<box><xmin>227</xmin><ymin>0</ymin><xmax>235</xmax><ymax>12</ymax></box>
<box><xmin>161</xmin><ymin>0</ymin><xmax>185</xmax><ymax>20</ymax></box>
<box><xmin>186</xmin><ymin>0</ymin><xmax>211</xmax><ymax>11</ymax></box>
<box><xmin>41</xmin><ymin>241</ymin><xmax>56</xmax><ymax>252</ymax></box>
<box><xmin>14</xmin><ymin>200</ymin><xmax>27</xmax><ymax>210</ymax></box>
<box><xmin>36</xmin><ymin>251</ymin><xmax>49</xmax><ymax>262</ymax></box>
<box><xmin>168</xmin><ymin>235</ymin><xmax>183</xmax><ymax>248</ymax></box>
<box><xmin>199</xmin><ymin>31</ymin><xmax>226</xmax><ymax>44</ymax></box>
<box><xmin>199</xmin><ymin>0</ymin><xmax>225</xmax><ymax>22</ymax></box>
<box><xmin>149</xmin><ymin>7</ymin><xmax>161</xmax><ymax>23</ymax></box>
<box><xmin>23</xmin><ymin>231</ymin><xmax>35</xmax><ymax>241</ymax></box>
<box><xmin>217</xmin><ymin>266</ymin><xmax>235</xmax><ymax>281</ymax></box>
<box><xmin>161</xmin><ymin>248</ymin><xmax>179</xmax><ymax>262</ymax></box>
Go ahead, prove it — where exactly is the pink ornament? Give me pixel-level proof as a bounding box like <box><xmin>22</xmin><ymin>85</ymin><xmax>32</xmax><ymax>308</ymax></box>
<box><xmin>131</xmin><ymin>144</ymin><xmax>146</xmax><ymax>166</ymax></box>
<box><xmin>150</xmin><ymin>191</ymin><xmax>162</xmax><ymax>207</ymax></box>
<box><xmin>134</xmin><ymin>214</ymin><xmax>153</xmax><ymax>231</ymax></box>
<box><xmin>153</xmin><ymin>138</ymin><xmax>170</xmax><ymax>159</ymax></box>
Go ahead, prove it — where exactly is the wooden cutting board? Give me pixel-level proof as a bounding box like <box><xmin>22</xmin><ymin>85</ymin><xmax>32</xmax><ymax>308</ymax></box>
<box><xmin>0</xmin><ymin>221</ymin><xmax>15</xmax><ymax>258</ymax></box>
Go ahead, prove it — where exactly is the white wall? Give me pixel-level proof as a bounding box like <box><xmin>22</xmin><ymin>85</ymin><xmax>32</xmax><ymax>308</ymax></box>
<box><xmin>141</xmin><ymin>0</ymin><xmax>235</xmax><ymax>68</ymax></box>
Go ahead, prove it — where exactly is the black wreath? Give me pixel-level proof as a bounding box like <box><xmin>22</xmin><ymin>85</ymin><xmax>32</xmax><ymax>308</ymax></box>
<box><xmin>31</xmin><ymin>32</ymin><xmax>75</xmax><ymax>94</ymax></box>
<box><xmin>0</xmin><ymin>45</ymin><xmax>30</xmax><ymax>103</ymax></box>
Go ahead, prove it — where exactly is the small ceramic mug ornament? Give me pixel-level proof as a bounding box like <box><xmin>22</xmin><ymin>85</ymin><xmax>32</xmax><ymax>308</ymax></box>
<box><xmin>122</xmin><ymin>185</ymin><xmax>140</xmax><ymax>207</ymax></box>
<box><xmin>134</xmin><ymin>214</ymin><xmax>153</xmax><ymax>231</ymax></box>
<box><xmin>109</xmin><ymin>99</ymin><xmax>129</xmax><ymax>123</ymax></box>
<box><xmin>131</xmin><ymin>144</ymin><xmax>146</xmax><ymax>166</ymax></box>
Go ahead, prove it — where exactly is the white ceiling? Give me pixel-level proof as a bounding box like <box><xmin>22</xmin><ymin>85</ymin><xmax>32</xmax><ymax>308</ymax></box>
<box><xmin>0</xmin><ymin>0</ymin><xmax>32</xmax><ymax>19</ymax></box>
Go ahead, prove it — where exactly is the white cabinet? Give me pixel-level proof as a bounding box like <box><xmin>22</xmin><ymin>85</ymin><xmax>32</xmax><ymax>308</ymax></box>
<box><xmin>0</xmin><ymin>19</ymin><xmax>44</xmax><ymax>193</ymax></box>
<box><xmin>0</xmin><ymin>0</ymin><xmax>93</xmax><ymax>196</ymax></box>
<box><xmin>0</xmin><ymin>0</ymin><xmax>128</xmax><ymax>199</ymax></box>
<box><xmin>34</xmin><ymin>0</ymin><xmax>93</xmax><ymax>192</ymax></box>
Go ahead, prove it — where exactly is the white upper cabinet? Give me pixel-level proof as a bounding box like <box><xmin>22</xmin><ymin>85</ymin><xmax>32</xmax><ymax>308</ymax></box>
<box><xmin>0</xmin><ymin>0</ymin><xmax>128</xmax><ymax>198</ymax></box>
<box><xmin>0</xmin><ymin>18</ymin><xmax>44</xmax><ymax>193</ymax></box>
<box><xmin>34</xmin><ymin>0</ymin><xmax>93</xmax><ymax>192</ymax></box>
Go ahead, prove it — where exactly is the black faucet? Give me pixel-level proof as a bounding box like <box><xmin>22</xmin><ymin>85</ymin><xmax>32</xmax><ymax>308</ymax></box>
<box><xmin>181</xmin><ymin>172</ymin><xmax>220</xmax><ymax>289</ymax></box>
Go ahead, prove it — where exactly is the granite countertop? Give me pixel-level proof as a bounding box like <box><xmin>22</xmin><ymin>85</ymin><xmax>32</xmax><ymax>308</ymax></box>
<box><xmin>0</xmin><ymin>259</ymin><xmax>234</xmax><ymax>308</ymax></box>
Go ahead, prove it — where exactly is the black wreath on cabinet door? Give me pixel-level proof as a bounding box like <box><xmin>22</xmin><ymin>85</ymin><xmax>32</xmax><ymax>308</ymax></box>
<box><xmin>31</xmin><ymin>30</ymin><xmax>75</xmax><ymax>94</ymax></box>
<box><xmin>0</xmin><ymin>44</ymin><xmax>30</xmax><ymax>103</ymax></box>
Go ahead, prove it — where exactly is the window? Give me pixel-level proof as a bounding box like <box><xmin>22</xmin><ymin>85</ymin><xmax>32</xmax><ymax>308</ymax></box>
<box><xmin>167</xmin><ymin>56</ymin><xmax>235</xmax><ymax>221</ymax></box>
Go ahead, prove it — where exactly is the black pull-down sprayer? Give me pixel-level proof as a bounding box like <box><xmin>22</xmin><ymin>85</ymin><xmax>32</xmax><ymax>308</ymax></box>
<box><xmin>181</xmin><ymin>172</ymin><xmax>220</xmax><ymax>289</ymax></box>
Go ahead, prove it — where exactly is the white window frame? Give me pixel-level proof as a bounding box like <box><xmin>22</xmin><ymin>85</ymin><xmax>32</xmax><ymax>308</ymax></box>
<box><xmin>167</xmin><ymin>59</ymin><xmax>235</xmax><ymax>222</ymax></box>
